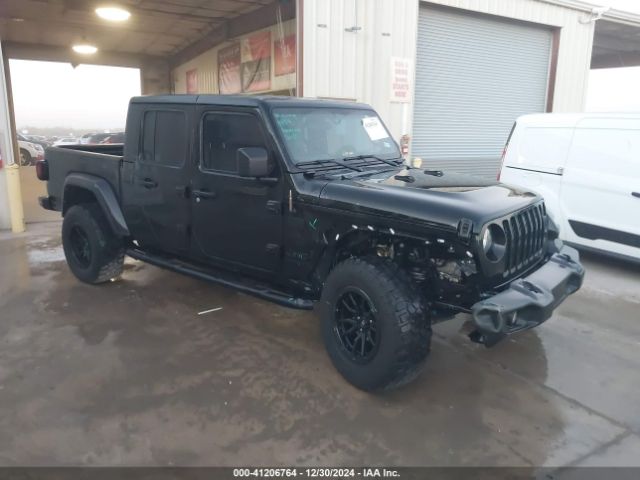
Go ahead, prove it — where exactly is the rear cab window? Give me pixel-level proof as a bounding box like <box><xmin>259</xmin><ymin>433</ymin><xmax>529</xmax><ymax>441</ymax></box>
<box><xmin>140</xmin><ymin>109</ymin><xmax>187</xmax><ymax>168</ymax></box>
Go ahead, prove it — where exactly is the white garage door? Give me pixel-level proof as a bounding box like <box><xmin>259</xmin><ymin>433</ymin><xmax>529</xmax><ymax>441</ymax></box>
<box><xmin>413</xmin><ymin>4</ymin><xmax>552</xmax><ymax>177</ymax></box>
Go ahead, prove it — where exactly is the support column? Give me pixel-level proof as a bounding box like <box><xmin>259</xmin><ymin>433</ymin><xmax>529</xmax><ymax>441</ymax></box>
<box><xmin>140</xmin><ymin>59</ymin><xmax>172</xmax><ymax>95</ymax></box>
<box><xmin>0</xmin><ymin>40</ymin><xmax>25</xmax><ymax>233</ymax></box>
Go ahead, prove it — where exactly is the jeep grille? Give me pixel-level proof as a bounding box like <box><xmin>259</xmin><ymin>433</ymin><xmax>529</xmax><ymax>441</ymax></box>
<box><xmin>501</xmin><ymin>202</ymin><xmax>547</xmax><ymax>278</ymax></box>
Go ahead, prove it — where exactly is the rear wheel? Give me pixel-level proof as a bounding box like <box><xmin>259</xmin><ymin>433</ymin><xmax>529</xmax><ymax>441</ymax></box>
<box><xmin>320</xmin><ymin>256</ymin><xmax>432</xmax><ymax>391</ymax></box>
<box><xmin>19</xmin><ymin>149</ymin><xmax>32</xmax><ymax>166</ymax></box>
<box><xmin>62</xmin><ymin>204</ymin><xmax>125</xmax><ymax>284</ymax></box>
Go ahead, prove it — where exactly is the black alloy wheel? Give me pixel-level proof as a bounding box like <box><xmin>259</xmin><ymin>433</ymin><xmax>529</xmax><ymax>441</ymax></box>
<box><xmin>334</xmin><ymin>288</ymin><xmax>380</xmax><ymax>363</ymax></box>
<box><xmin>69</xmin><ymin>225</ymin><xmax>92</xmax><ymax>268</ymax></box>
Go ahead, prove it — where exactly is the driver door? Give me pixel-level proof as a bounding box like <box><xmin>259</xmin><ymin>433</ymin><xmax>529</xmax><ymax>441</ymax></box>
<box><xmin>190</xmin><ymin>108</ymin><xmax>284</xmax><ymax>274</ymax></box>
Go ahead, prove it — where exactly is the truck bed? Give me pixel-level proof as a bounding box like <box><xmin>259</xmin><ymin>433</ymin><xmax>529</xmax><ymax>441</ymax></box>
<box><xmin>44</xmin><ymin>144</ymin><xmax>124</xmax><ymax>211</ymax></box>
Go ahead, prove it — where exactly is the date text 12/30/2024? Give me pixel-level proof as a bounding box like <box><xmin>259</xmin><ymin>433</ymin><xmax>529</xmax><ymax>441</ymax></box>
<box><xmin>233</xmin><ymin>468</ymin><xmax>401</xmax><ymax>478</ymax></box>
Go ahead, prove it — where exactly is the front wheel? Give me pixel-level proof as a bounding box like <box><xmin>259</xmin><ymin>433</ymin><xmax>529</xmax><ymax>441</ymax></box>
<box><xmin>320</xmin><ymin>257</ymin><xmax>432</xmax><ymax>391</ymax></box>
<box><xmin>62</xmin><ymin>204</ymin><xmax>125</xmax><ymax>284</ymax></box>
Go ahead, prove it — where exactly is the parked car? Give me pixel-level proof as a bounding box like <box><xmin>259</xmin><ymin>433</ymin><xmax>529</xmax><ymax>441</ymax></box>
<box><xmin>99</xmin><ymin>132</ymin><xmax>125</xmax><ymax>144</ymax></box>
<box><xmin>53</xmin><ymin>137</ymin><xmax>79</xmax><ymax>146</ymax></box>
<box><xmin>23</xmin><ymin>134</ymin><xmax>51</xmax><ymax>150</ymax></box>
<box><xmin>17</xmin><ymin>134</ymin><xmax>44</xmax><ymax>166</ymax></box>
<box><xmin>499</xmin><ymin>113</ymin><xmax>640</xmax><ymax>263</ymax></box>
<box><xmin>85</xmin><ymin>133</ymin><xmax>112</xmax><ymax>144</ymax></box>
<box><xmin>37</xmin><ymin>95</ymin><xmax>584</xmax><ymax>391</ymax></box>
<box><xmin>79</xmin><ymin>133</ymin><xmax>96</xmax><ymax>144</ymax></box>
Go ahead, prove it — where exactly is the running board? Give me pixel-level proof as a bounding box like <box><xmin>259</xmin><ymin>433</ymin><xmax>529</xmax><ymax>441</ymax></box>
<box><xmin>126</xmin><ymin>248</ymin><xmax>314</xmax><ymax>310</ymax></box>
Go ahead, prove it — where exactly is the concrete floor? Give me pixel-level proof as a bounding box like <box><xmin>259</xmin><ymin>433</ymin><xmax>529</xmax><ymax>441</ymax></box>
<box><xmin>1</xmin><ymin>221</ymin><xmax>639</xmax><ymax>467</ymax></box>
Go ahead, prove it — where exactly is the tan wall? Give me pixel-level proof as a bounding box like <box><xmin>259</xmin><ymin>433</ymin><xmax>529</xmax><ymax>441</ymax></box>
<box><xmin>141</xmin><ymin>59</ymin><xmax>171</xmax><ymax>95</ymax></box>
<box><xmin>19</xmin><ymin>165</ymin><xmax>59</xmax><ymax>223</ymax></box>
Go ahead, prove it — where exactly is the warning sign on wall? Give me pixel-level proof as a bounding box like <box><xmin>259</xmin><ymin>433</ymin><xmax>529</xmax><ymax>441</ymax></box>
<box><xmin>390</xmin><ymin>57</ymin><xmax>412</xmax><ymax>103</ymax></box>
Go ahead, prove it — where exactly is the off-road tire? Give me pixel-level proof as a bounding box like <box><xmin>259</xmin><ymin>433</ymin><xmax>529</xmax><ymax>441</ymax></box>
<box><xmin>19</xmin><ymin>149</ymin><xmax>32</xmax><ymax>166</ymax></box>
<box><xmin>62</xmin><ymin>204</ymin><xmax>125</xmax><ymax>284</ymax></box>
<box><xmin>320</xmin><ymin>256</ymin><xmax>432</xmax><ymax>391</ymax></box>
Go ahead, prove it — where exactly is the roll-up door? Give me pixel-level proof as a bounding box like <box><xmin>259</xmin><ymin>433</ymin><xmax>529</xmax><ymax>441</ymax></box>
<box><xmin>413</xmin><ymin>4</ymin><xmax>552</xmax><ymax>177</ymax></box>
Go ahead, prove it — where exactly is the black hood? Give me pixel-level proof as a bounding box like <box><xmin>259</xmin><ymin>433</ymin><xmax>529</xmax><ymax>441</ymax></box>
<box><xmin>319</xmin><ymin>169</ymin><xmax>540</xmax><ymax>232</ymax></box>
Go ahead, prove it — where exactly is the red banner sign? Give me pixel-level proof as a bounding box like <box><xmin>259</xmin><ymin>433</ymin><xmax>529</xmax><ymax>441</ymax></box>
<box><xmin>241</xmin><ymin>31</ymin><xmax>271</xmax><ymax>92</ymax></box>
<box><xmin>274</xmin><ymin>34</ymin><xmax>296</xmax><ymax>76</ymax></box>
<box><xmin>218</xmin><ymin>43</ymin><xmax>242</xmax><ymax>94</ymax></box>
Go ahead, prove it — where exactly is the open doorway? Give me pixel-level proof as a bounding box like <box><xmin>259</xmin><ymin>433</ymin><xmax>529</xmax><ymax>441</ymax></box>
<box><xmin>8</xmin><ymin>60</ymin><xmax>140</xmax><ymax>223</ymax></box>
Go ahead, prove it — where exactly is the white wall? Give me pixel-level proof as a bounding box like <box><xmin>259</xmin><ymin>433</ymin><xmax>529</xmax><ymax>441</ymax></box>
<box><xmin>302</xmin><ymin>0</ymin><xmax>419</xmax><ymax>141</ymax></box>
<box><xmin>302</xmin><ymin>0</ymin><xmax>596</xmax><ymax>141</ymax></box>
<box><xmin>0</xmin><ymin>41</ymin><xmax>16</xmax><ymax>230</ymax></box>
<box><xmin>172</xmin><ymin>20</ymin><xmax>297</xmax><ymax>95</ymax></box>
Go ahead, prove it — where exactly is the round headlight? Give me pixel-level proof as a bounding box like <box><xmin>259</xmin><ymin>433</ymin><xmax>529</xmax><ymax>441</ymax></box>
<box><xmin>483</xmin><ymin>224</ymin><xmax>507</xmax><ymax>262</ymax></box>
<box><xmin>482</xmin><ymin>228</ymin><xmax>493</xmax><ymax>253</ymax></box>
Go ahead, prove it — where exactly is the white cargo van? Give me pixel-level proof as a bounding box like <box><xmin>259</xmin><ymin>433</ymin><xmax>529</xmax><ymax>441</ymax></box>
<box><xmin>499</xmin><ymin>113</ymin><xmax>640</xmax><ymax>262</ymax></box>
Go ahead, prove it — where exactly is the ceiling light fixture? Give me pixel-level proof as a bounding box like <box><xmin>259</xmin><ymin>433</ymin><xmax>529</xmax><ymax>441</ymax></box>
<box><xmin>96</xmin><ymin>6</ymin><xmax>131</xmax><ymax>22</ymax></box>
<box><xmin>72</xmin><ymin>44</ymin><xmax>98</xmax><ymax>54</ymax></box>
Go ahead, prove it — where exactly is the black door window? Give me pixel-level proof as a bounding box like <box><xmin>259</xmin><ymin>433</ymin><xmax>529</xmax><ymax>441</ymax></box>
<box><xmin>201</xmin><ymin>112</ymin><xmax>266</xmax><ymax>172</ymax></box>
<box><xmin>141</xmin><ymin>110</ymin><xmax>187</xmax><ymax>167</ymax></box>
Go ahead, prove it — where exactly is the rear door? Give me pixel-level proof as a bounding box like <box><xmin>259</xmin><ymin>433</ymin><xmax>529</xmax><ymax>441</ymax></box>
<box><xmin>561</xmin><ymin>118</ymin><xmax>640</xmax><ymax>257</ymax></box>
<box><xmin>125</xmin><ymin>106</ymin><xmax>193</xmax><ymax>254</ymax></box>
<box><xmin>190</xmin><ymin>107</ymin><xmax>284</xmax><ymax>274</ymax></box>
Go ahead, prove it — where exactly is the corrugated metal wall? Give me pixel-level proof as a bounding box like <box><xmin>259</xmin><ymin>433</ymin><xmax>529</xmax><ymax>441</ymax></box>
<box><xmin>302</xmin><ymin>0</ymin><xmax>595</xmax><ymax>147</ymax></box>
<box><xmin>413</xmin><ymin>4</ymin><xmax>552</xmax><ymax>176</ymax></box>
<box><xmin>172</xmin><ymin>19</ymin><xmax>296</xmax><ymax>95</ymax></box>
<box><xmin>302</xmin><ymin>0</ymin><xmax>419</xmax><ymax>142</ymax></box>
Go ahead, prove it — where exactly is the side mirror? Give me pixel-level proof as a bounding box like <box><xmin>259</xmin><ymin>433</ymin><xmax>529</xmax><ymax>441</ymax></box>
<box><xmin>237</xmin><ymin>147</ymin><xmax>271</xmax><ymax>178</ymax></box>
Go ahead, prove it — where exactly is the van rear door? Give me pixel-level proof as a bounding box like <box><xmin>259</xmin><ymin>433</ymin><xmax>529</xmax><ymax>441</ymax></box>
<box><xmin>561</xmin><ymin>118</ymin><xmax>640</xmax><ymax>257</ymax></box>
<box><xmin>499</xmin><ymin>121</ymin><xmax>573</xmax><ymax>226</ymax></box>
<box><xmin>503</xmin><ymin>124</ymin><xmax>572</xmax><ymax>176</ymax></box>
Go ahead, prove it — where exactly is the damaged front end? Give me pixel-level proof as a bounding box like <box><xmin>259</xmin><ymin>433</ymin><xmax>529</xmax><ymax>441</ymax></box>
<box><xmin>469</xmin><ymin>246</ymin><xmax>584</xmax><ymax>346</ymax></box>
<box><xmin>434</xmin><ymin>205</ymin><xmax>585</xmax><ymax>347</ymax></box>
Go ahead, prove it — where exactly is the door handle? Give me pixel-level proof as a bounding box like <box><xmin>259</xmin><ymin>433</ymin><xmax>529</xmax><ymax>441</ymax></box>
<box><xmin>632</xmin><ymin>192</ymin><xmax>640</xmax><ymax>199</ymax></box>
<box><xmin>140</xmin><ymin>178</ymin><xmax>158</xmax><ymax>189</ymax></box>
<box><xmin>193</xmin><ymin>189</ymin><xmax>217</xmax><ymax>200</ymax></box>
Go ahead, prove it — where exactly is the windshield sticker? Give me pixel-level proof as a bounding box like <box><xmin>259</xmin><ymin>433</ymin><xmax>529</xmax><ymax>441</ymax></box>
<box><xmin>362</xmin><ymin>117</ymin><xmax>389</xmax><ymax>141</ymax></box>
<box><xmin>274</xmin><ymin>113</ymin><xmax>301</xmax><ymax>142</ymax></box>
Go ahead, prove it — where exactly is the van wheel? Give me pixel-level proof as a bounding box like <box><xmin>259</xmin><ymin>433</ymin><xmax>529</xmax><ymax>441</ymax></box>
<box><xmin>320</xmin><ymin>256</ymin><xmax>431</xmax><ymax>391</ymax></box>
<box><xmin>62</xmin><ymin>204</ymin><xmax>125</xmax><ymax>284</ymax></box>
<box><xmin>19</xmin><ymin>149</ymin><xmax>32</xmax><ymax>166</ymax></box>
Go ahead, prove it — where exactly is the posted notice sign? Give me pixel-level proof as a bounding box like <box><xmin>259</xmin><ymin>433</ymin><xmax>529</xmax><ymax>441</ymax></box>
<box><xmin>390</xmin><ymin>57</ymin><xmax>412</xmax><ymax>103</ymax></box>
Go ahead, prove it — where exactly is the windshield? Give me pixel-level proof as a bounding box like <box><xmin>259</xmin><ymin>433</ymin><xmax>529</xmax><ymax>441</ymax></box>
<box><xmin>272</xmin><ymin>107</ymin><xmax>400</xmax><ymax>164</ymax></box>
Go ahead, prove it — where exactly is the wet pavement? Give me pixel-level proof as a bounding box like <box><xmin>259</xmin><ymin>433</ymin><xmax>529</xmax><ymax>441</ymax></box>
<box><xmin>0</xmin><ymin>222</ymin><xmax>639</xmax><ymax>467</ymax></box>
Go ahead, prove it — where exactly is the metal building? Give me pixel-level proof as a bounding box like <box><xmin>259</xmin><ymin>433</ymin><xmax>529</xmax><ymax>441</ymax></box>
<box><xmin>298</xmin><ymin>0</ymin><xmax>640</xmax><ymax>177</ymax></box>
<box><xmin>1</xmin><ymin>0</ymin><xmax>640</xmax><ymax>231</ymax></box>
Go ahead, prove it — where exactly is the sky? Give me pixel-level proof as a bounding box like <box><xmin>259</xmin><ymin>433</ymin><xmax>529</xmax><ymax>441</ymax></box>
<box><xmin>10</xmin><ymin>59</ymin><xmax>140</xmax><ymax>130</ymax></box>
<box><xmin>7</xmin><ymin>0</ymin><xmax>640</xmax><ymax>128</ymax></box>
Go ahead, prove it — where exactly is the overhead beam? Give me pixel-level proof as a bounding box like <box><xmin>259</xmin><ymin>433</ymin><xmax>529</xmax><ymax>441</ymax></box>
<box><xmin>169</xmin><ymin>0</ymin><xmax>295</xmax><ymax>68</ymax></box>
<box><xmin>2</xmin><ymin>42</ymin><xmax>165</xmax><ymax>69</ymax></box>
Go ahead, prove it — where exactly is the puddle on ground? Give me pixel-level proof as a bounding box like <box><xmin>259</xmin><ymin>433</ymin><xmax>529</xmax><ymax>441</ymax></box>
<box><xmin>27</xmin><ymin>245</ymin><xmax>66</xmax><ymax>264</ymax></box>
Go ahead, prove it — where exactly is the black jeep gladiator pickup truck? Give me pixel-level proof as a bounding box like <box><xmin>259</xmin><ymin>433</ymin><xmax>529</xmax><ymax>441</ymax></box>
<box><xmin>38</xmin><ymin>95</ymin><xmax>584</xmax><ymax>391</ymax></box>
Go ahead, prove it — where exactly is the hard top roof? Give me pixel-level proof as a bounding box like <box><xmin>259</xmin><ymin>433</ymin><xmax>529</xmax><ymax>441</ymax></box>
<box><xmin>130</xmin><ymin>94</ymin><xmax>373</xmax><ymax>110</ymax></box>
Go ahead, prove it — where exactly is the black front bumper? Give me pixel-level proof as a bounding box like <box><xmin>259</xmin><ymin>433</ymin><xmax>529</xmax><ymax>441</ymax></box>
<box><xmin>469</xmin><ymin>246</ymin><xmax>585</xmax><ymax>347</ymax></box>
